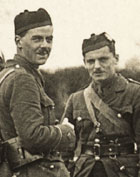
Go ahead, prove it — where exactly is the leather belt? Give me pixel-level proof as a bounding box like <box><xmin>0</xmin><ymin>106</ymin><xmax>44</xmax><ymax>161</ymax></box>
<box><xmin>82</xmin><ymin>143</ymin><xmax>135</xmax><ymax>158</ymax></box>
<box><xmin>5</xmin><ymin>137</ymin><xmax>61</xmax><ymax>170</ymax></box>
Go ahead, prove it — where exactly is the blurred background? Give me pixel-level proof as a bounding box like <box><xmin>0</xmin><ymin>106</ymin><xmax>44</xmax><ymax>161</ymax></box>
<box><xmin>1</xmin><ymin>0</ymin><xmax>140</xmax><ymax>70</ymax></box>
<box><xmin>1</xmin><ymin>0</ymin><xmax>140</xmax><ymax>119</ymax></box>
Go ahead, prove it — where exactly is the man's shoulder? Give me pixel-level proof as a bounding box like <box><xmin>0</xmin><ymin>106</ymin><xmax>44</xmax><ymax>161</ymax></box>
<box><xmin>125</xmin><ymin>77</ymin><xmax>140</xmax><ymax>96</ymax></box>
<box><xmin>116</xmin><ymin>74</ymin><xmax>140</xmax><ymax>91</ymax></box>
<box><xmin>127</xmin><ymin>78</ymin><xmax>140</xmax><ymax>86</ymax></box>
<box><xmin>6</xmin><ymin>65</ymin><xmax>28</xmax><ymax>77</ymax></box>
<box><xmin>0</xmin><ymin>64</ymin><xmax>25</xmax><ymax>80</ymax></box>
<box><xmin>0</xmin><ymin>64</ymin><xmax>35</xmax><ymax>86</ymax></box>
<box><xmin>71</xmin><ymin>84</ymin><xmax>89</xmax><ymax>99</ymax></box>
<box><xmin>3</xmin><ymin>60</ymin><xmax>27</xmax><ymax>75</ymax></box>
<box><xmin>125</xmin><ymin>77</ymin><xmax>140</xmax><ymax>92</ymax></box>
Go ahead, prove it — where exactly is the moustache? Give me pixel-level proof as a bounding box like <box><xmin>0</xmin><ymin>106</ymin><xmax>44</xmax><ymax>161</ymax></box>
<box><xmin>37</xmin><ymin>48</ymin><xmax>51</xmax><ymax>56</ymax></box>
<box><xmin>94</xmin><ymin>69</ymin><xmax>104</xmax><ymax>73</ymax></box>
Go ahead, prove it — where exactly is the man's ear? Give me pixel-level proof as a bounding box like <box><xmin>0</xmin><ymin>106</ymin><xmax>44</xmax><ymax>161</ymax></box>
<box><xmin>115</xmin><ymin>54</ymin><xmax>119</xmax><ymax>61</ymax></box>
<box><xmin>114</xmin><ymin>54</ymin><xmax>119</xmax><ymax>64</ymax></box>
<box><xmin>83</xmin><ymin>58</ymin><xmax>85</xmax><ymax>64</ymax></box>
<box><xmin>83</xmin><ymin>58</ymin><xmax>89</xmax><ymax>70</ymax></box>
<box><xmin>15</xmin><ymin>35</ymin><xmax>22</xmax><ymax>49</ymax></box>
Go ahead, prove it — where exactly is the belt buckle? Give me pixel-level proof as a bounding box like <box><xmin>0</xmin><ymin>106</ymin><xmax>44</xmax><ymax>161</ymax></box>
<box><xmin>93</xmin><ymin>143</ymin><xmax>100</xmax><ymax>160</ymax></box>
<box><xmin>108</xmin><ymin>143</ymin><xmax>117</xmax><ymax>159</ymax></box>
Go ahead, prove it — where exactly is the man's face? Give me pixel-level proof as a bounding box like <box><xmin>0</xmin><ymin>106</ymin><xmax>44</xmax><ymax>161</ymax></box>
<box><xmin>19</xmin><ymin>25</ymin><xmax>53</xmax><ymax>66</ymax></box>
<box><xmin>84</xmin><ymin>46</ymin><xmax>118</xmax><ymax>83</ymax></box>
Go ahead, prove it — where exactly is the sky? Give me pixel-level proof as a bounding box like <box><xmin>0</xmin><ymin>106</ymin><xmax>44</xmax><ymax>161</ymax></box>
<box><xmin>0</xmin><ymin>0</ymin><xmax>140</xmax><ymax>70</ymax></box>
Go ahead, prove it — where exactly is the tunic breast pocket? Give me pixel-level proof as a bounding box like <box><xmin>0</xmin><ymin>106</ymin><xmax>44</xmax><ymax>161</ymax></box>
<box><xmin>73</xmin><ymin>110</ymin><xmax>93</xmax><ymax>136</ymax></box>
<box><xmin>112</xmin><ymin>105</ymin><xmax>133</xmax><ymax>128</ymax></box>
<box><xmin>117</xmin><ymin>105</ymin><xmax>133</xmax><ymax>120</ymax></box>
<box><xmin>120</xmin><ymin>105</ymin><xmax>133</xmax><ymax>126</ymax></box>
<box><xmin>40</xmin><ymin>87</ymin><xmax>56</xmax><ymax>125</ymax></box>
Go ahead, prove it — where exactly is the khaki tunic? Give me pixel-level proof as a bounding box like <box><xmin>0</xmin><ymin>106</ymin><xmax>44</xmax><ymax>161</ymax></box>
<box><xmin>63</xmin><ymin>74</ymin><xmax>140</xmax><ymax>177</ymax></box>
<box><xmin>0</xmin><ymin>54</ymin><xmax>75</xmax><ymax>177</ymax></box>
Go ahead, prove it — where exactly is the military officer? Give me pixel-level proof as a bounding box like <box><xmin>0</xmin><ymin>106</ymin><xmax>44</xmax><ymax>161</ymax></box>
<box><xmin>62</xmin><ymin>32</ymin><xmax>140</xmax><ymax>177</ymax></box>
<box><xmin>0</xmin><ymin>8</ymin><xmax>75</xmax><ymax>177</ymax></box>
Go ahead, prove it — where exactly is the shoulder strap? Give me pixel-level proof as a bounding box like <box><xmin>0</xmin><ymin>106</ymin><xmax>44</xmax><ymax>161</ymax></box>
<box><xmin>0</xmin><ymin>67</ymin><xmax>15</xmax><ymax>141</ymax></box>
<box><xmin>128</xmin><ymin>78</ymin><xmax>140</xmax><ymax>85</ymax></box>
<box><xmin>0</xmin><ymin>67</ymin><xmax>15</xmax><ymax>85</ymax></box>
<box><xmin>83</xmin><ymin>87</ymin><xmax>99</xmax><ymax>127</ymax></box>
<box><xmin>84</xmin><ymin>84</ymin><xmax>122</xmax><ymax>129</ymax></box>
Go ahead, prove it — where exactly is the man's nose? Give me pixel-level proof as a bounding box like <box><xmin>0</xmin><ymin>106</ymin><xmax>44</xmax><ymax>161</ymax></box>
<box><xmin>94</xmin><ymin>60</ymin><xmax>101</xmax><ymax>69</ymax></box>
<box><xmin>41</xmin><ymin>39</ymin><xmax>50</xmax><ymax>48</ymax></box>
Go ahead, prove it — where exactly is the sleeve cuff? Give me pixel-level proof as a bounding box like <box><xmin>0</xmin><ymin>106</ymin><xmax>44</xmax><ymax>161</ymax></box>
<box><xmin>53</xmin><ymin>125</ymin><xmax>62</xmax><ymax>150</ymax></box>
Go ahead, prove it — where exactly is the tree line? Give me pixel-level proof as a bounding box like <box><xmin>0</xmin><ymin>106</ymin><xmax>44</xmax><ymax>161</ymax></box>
<box><xmin>40</xmin><ymin>58</ymin><xmax>140</xmax><ymax>120</ymax></box>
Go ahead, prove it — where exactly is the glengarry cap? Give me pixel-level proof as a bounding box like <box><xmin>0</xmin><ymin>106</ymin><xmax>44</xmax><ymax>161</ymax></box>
<box><xmin>14</xmin><ymin>8</ymin><xmax>52</xmax><ymax>35</ymax></box>
<box><xmin>82</xmin><ymin>32</ymin><xmax>115</xmax><ymax>56</ymax></box>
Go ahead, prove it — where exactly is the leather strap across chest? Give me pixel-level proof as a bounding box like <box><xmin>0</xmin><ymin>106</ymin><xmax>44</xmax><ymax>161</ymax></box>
<box><xmin>84</xmin><ymin>84</ymin><xmax>119</xmax><ymax>127</ymax></box>
<box><xmin>83</xmin><ymin>83</ymin><xmax>131</xmax><ymax>133</ymax></box>
<box><xmin>0</xmin><ymin>67</ymin><xmax>15</xmax><ymax>86</ymax></box>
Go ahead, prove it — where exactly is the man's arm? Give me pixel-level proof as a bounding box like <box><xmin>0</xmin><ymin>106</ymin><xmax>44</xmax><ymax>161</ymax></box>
<box><xmin>5</xmin><ymin>72</ymin><xmax>75</xmax><ymax>153</ymax></box>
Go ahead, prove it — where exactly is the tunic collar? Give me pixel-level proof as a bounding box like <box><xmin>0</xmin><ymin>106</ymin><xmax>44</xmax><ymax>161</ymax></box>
<box><xmin>5</xmin><ymin>54</ymin><xmax>45</xmax><ymax>87</ymax></box>
<box><xmin>92</xmin><ymin>73</ymin><xmax>127</xmax><ymax>94</ymax></box>
<box><xmin>91</xmin><ymin>74</ymin><xmax>128</xmax><ymax>103</ymax></box>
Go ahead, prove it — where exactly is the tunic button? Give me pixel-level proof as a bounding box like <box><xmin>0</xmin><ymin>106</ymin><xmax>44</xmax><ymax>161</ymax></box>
<box><xmin>95</xmin><ymin>156</ymin><xmax>100</xmax><ymax>161</ymax></box>
<box><xmin>73</xmin><ymin>156</ymin><xmax>78</xmax><ymax>162</ymax></box>
<box><xmin>67</xmin><ymin>132</ymin><xmax>71</xmax><ymax>138</ymax></box>
<box><xmin>109</xmin><ymin>148</ymin><xmax>112</xmax><ymax>152</ymax></box>
<box><xmin>15</xmin><ymin>64</ymin><xmax>20</xmax><ymax>68</ymax></box>
<box><xmin>94</xmin><ymin>138</ymin><xmax>100</xmax><ymax>143</ymax></box>
<box><xmin>56</xmin><ymin>151</ymin><xmax>60</xmax><ymax>155</ymax></box>
<box><xmin>77</xmin><ymin>117</ymin><xmax>82</xmax><ymax>121</ymax></box>
<box><xmin>12</xmin><ymin>175</ymin><xmax>18</xmax><ymax>177</ymax></box>
<box><xmin>120</xmin><ymin>165</ymin><xmax>125</xmax><ymax>171</ymax></box>
<box><xmin>50</xmin><ymin>164</ymin><xmax>55</xmax><ymax>169</ymax></box>
<box><xmin>52</xmin><ymin>105</ymin><xmax>55</xmax><ymax>109</ymax></box>
<box><xmin>55</xmin><ymin>119</ymin><xmax>59</xmax><ymax>124</ymax></box>
<box><xmin>117</xmin><ymin>113</ymin><xmax>121</xmax><ymax>118</ymax></box>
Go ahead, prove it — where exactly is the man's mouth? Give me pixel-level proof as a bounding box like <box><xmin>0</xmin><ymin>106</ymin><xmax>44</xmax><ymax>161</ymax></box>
<box><xmin>93</xmin><ymin>71</ymin><xmax>105</xmax><ymax>77</ymax></box>
<box><xmin>37</xmin><ymin>51</ymin><xmax>49</xmax><ymax>56</ymax></box>
<box><xmin>94</xmin><ymin>71</ymin><xmax>104</xmax><ymax>74</ymax></box>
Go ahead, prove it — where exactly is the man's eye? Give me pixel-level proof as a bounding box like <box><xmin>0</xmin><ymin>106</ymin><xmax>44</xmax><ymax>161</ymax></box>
<box><xmin>32</xmin><ymin>37</ymin><xmax>42</xmax><ymax>42</ymax></box>
<box><xmin>46</xmin><ymin>37</ymin><xmax>53</xmax><ymax>43</ymax></box>
<box><xmin>87</xmin><ymin>59</ymin><xmax>95</xmax><ymax>64</ymax></box>
<box><xmin>46</xmin><ymin>38</ymin><xmax>52</xmax><ymax>44</ymax></box>
<box><xmin>100</xmin><ymin>57</ymin><xmax>108</xmax><ymax>62</ymax></box>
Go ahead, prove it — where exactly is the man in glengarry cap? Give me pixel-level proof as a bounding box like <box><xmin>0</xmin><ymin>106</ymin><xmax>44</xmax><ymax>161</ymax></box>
<box><xmin>0</xmin><ymin>8</ymin><xmax>75</xmax><ymax>177</ymax></box>
<box><xmin>62</xmin><ymin>32</ymin><xmax>140</xmax><ymax>177</ymax></box>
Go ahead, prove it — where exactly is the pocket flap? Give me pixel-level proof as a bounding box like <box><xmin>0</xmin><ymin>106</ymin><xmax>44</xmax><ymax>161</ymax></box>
<box><xmin>120</xmin><ymin>105</ymin><xmax>133</xmax><ymax>114</ymax></box>
<box><xmin>40</xmin><ymin>88</ymin><xmax>54</xmax><ymax>107</ymax></box>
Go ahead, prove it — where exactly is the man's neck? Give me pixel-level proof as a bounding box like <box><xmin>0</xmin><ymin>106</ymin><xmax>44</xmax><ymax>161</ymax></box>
<box><xmin>92</xmin><ymin>74</ymin><xmax>117</xmax><ymax>89</ymax></box>
<box><xmin>16</xmin><ymin>53</ymin><xmax>39</xmax><ymax>69</ymax></box>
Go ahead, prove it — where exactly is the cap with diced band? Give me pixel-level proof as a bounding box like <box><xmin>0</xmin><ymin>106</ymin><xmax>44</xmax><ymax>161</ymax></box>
<box><xmin>14</xmin><ymin>8</ymin><xmax>52</xmax><ymax>35</ymax></box>
<box><xmin>82</xmin><ymin>32</ymin><xmax>116</xmax><ymax>56</ymax></box>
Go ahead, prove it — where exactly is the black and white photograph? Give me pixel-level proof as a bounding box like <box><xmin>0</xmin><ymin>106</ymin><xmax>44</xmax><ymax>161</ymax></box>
<box><xmin>0</xmin><ymin>0</ymin><xmax>140</xmax><ymax>177</ymax></box>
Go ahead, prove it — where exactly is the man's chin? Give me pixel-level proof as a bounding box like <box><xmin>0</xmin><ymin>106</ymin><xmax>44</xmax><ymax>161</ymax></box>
<box><xmin>38</xmin><ymin>60</ymin><xmax>47</xmax><ymax>65</ymax></box>
<box><xmin>37</xmin><ymin>53</ymin><xmax>49</xmax><ymax>59</ymax></box>
<box><xmin>37</xmin><ymin>56</ymin><xmax>48</xmax><ymax>64</ymax></box>
<box><xmin>92</xmin><ymin>76</ymin><xmax>106</xmax><ymax>83</ymax></box>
